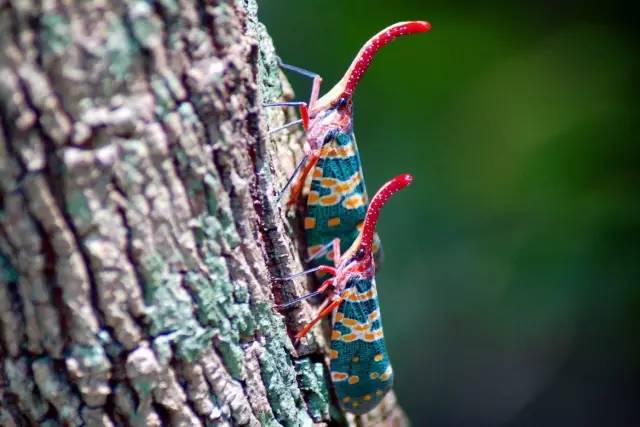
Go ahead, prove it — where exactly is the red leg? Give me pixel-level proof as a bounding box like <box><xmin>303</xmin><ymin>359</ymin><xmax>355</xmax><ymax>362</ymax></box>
<box><xmin>299</xmin><ymin>103</ymin><xmax>310</xmax><ymax>130</ymax></box>
<box><xmin>287</xmin><ymin>151</ymin><xmax>319</xmax><ymax>207</ymax></box>
<box><xmin>294</xmin><ymin>295</ymin><xmax>344</xmax><ymax>343</ymax></box>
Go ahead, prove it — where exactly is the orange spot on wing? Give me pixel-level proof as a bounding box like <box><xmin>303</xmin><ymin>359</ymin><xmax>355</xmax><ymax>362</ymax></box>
<box><xmin>312</xmin><ymin>167</ymin><xmax>323</xmax><ymax>178</ymax></box>
<box><xmin>354</xmin><ymin>324</ymin><xmax>370</xmax><ymax>332</ymax></box>
<box><xmin>331</xmin><ymin>330</ymin><xmax>341</xmax><ymax>340</ymax></box>
<box><xmin>327</xmin><ymin>217</ymin><xmax>341</xmax><ymax>227</ymax></box>
<box><xmin>380</xmin><ymin>367</ymin><xmax>392</xmax><ymax>381</ymax></box>
<box><xmin>343</xmin><ymin>194</ymin><xmax>365</xmax><ymax>209</ymax></box>
<box><xmin>374</xmin><ymin>353</ymin><xmax>384</xmax><ymax>362</ymax></box>
<box><xmin>348</xmin><ymin>375</ymin><xmax>360</xmax><ymax>385</ymax></box>
<box><xmin>342</xmin><ymin>333</ymin><xmax>357</xmax><ymax>342</ymax></box>
<box><xmin>320</xmin><ymin>177</ymin><xmax>338</xmax><ymax>187</ymax></box>
<box><xmin>307</xmin><ymin>191</ymin><xmax>320</xmax><ymax>204</ymax></box>
<box><xmin>304</xmin><ymin>217</ymin><xmax>316</xmax><ymax>229</ymax></box>
<box><xmin>320</xmin><ymin>194</ymin><xmax>338</xmax><ymax>206</ymax></box>
<box><xmin>329</xmin><ymin>349</ymin><xmax>338</xmax><ymax>360</ymax></box>
<box><xmin>342</xmin><ymin>318</ymin><xmax>357</xmax><ymax>327</ymax></box>
<box><xmin>332</xmin><ymin>372</ymin><xmax>348</xmax><ymax>381</ymax></box>
<box><xmin>335</xmin><ymin>312</ymin><xmax>344</xmax><ymax>322</ymax></box>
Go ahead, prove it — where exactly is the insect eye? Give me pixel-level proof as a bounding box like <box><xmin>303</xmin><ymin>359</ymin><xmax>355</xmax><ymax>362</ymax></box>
<box><xmin>354</xmin><ymin>248</ymin><xmax>366</xmax><ymax>260</ymax></box>
<box><xmin>336</xmin><ymin>97</ymin><xmax>348</xmax><ymax>110</ymax></box>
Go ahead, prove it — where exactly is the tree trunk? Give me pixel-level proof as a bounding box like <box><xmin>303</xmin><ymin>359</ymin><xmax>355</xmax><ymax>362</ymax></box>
<box><xmin>0</xmin><ymin>1</ymin><xmax>408</xmax><ymax>425</ymax></box>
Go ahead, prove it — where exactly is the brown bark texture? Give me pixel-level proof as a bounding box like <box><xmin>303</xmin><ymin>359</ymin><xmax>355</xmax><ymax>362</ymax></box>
<box><xmin>0</xmin><ymin>0</ymin><xmax>408</xmax><ymax>426</ymax></box>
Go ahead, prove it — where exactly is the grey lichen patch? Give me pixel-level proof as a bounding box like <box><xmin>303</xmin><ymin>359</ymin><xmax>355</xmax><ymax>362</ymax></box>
<box><xmin>187</xmin><ymin>215</ymin><xmax>253</xmax><ymax>379</ymax></box>
<box><xmin>32</xmin><ymin>357</ymin><xmax>83</xmax><ymax>426</ymax></box>
<box><xmin>65</xmin><ymin>344</ymin><xmax>112</xmax><ymax>406</ymax></box>
<box><xmin>254</xmin><ymin>303</ymin><xmax>312</xmax><ymax>426</ymax></box>
<box><xmin>0</xmin><ymin>252</ymin><xmax>23</xmax><ymax>357</ymax></box>
<box><xmin>3</xmin><ymin>357</ymin><xmax>49</xmax><ymax>421</ymax></box>
<box><xmin>107</xmin><ymin>17</ymin><xmax>140</xmax><ymax>82</ymax></box>
<box><xmin>295</xmin><ymin>358</ymin><xmax>331</xmax><ymax>422</ymax></box>
<box><xmin>128</xmin><ymin>1</ymin><xmax>164</xmax><ymax>51</ymax></box>
<box><xmin>38</xmin><ymin>13</ymin><xmax>72</xmax><ymax>58</ymax></box>
<box><xmin>151</xmin><ymin>75</ymin><xmax>177</xmax><ymax>118</ymax></box>
<box><xmin>140</xmin><ymin>253</ymin><xmax>214</xmax><ymax>363</ymax></box>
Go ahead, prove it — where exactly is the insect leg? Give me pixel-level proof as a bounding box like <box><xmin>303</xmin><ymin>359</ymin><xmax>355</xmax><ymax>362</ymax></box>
<box><xmin>275</xmin><ymin>264</ymin><xmax>337</xmax><ymax>281</ymax></box>
<box><xmin>332</xmin><ymin>238</ymin><xmax>342</xmax><ymax>265</ymax></box>
<box><xmin>277</xmin><ymin>59</ymin><xmax>323</xmax><ymax>111</ymax></box>
<box><xmin>263</xmin><ymin>101</ymin><xmax>310</xmax><ymax>130</ymax></box>
<box><xmin>305</xmin><ymin>238</ymin><xmax>338</xmax><ymax>263</ymax></box>
<box><xmin>276</xmin><ymin>278</ymin><xmax>335</xmax><ymax>309</ymax></box>
<box><xmin>267</xmin><ymin>118</ymin><xmax>303</xmax><ymax>135</ymax></box>
<box><xmin>294</xmin><ymin>294</ymin><xmax>345</xmax><ymax>343</ymax></box>
<box><xmin>286</xmin><ymin>151</ymin><xmax>320</xmax><ymax>207</ymax></box>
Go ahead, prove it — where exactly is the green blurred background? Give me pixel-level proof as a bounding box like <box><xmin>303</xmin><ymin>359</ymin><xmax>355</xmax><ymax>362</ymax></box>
<box><xmin>261</xmin><ymin>1</ymin><xmax>639</xmax><ymax>425</ymax></box>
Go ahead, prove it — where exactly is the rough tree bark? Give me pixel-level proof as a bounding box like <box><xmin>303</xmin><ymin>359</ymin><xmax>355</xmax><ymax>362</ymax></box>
<box><xmin>0</xmin><ymin>1</ymin><xmax>408</xmax><ymax>426</ymax></box>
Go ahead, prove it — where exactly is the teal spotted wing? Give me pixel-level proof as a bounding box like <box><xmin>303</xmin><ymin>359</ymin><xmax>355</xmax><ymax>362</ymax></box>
<box><xmin>304</xmin><ymin>132</ymin><xmax>382</xmax><ymax>269</ymax></box>
<box><xmin>329</xmin><ymin>277</ymin><xmax>393</xmax><ymax>414</ymax></box>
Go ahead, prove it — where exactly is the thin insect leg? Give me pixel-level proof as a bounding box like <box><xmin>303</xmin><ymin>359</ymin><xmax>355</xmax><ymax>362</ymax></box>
<box><xmin>277</xmin><ymin>290</ymin><xmax>322</xmax><ymax>310</ymax></box>
<box><xmin>294</xmin><ymin>295</ymin><xmax>344</xmax><ymax>343</ymax></box>
<box><xmin>276</xmin><ymin>278</ymin><xmax>335</xmax><ymax>309</ymax></box>
<box><xmin>331</xmin><ymin>238</ymin><xmax>342</xmax><ymax>266</ymax></box>
<box><xmin>277</xmin><ymin>60</ymin><xmax>323</xmax><ymax>112</ymax></box>
<box><xmin>264</xmin><ymin>100</ymin><xmax>310</xmax><ymax>129</ymax></box>
<box><xmin>263</xmin><ymin>101</ymin><xmax>308</xmax><ymax>108</ymax></box>
<box><xmin>277</xmin><ymin>153</ymin><xmax>308</xmax><ymax>203</ymax></box>
<box><xmin>308</xmin><ymin>75</ymin><xmax>322</xmax><ymax>111</ymax></box>
<box><xmin>305</xmin><ymin>238</ymin><xmax>338</xmax><ymax>263</ymax></box>
<box><xmin>278</xmin><ymin>60</ymin><xmax>321</xmax><ymax>80</ymax></box>
<box><xmin>267</xmin><ymin>118</ymin><xmax>303</xmax><ymax>135</ymax></box>
<box><xmin>287</xmin><ymin>152</ymin><xmax>320</xmax><ymax>207</ymax></box>
<box><xmin>275</xmin><ymin>265</ymin><xmax>337</xmax><ymax>281</ymax></box>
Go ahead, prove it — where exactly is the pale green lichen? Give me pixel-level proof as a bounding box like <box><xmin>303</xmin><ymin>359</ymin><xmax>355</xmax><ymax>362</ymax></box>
<box><xmin>141</xmin><ymin>253</ymin><xmax>215</xmax><ymax>363</ymax></box>
<box><xmin>106</xmin><ymin>18</ymin><xmax>139</xmax><ymax>82</ymax></box>
<box><xmin>151</xmin><ymin>76</ymin><xmax>176</xmax><ymax>118</ymax></box>
<box><xmin>295</xmin><ymin>359</ymin><xmax>330</xmax><ymax>422</ymax></box>
<box><xmin>39</xmin><ymin>14</ymin><xmax>72</xmax><ymax>57</ymax></box>
<box><xmin>65</xmin><ymin>192</ymin><xmax>92</xmax><ymax>224</ymax></box>
<box><xmin>0</xmin><ymin>251</ymin><xmax>18</xmax><ymax>283</ymax></box>
<box><xmin>4</xmin><ymin>357</ymin><xmax>49</xmax><ymax>421</ymax></box>
<box><xmin>128</xmin><ymin>1</ymin><xmax>162</xmax><ymax>50</ymax></box>
<box><xmin>254</xmin><ymin>303</ymin><xmax>313</xmax><ymax>426</ymax></box>
<box><xmin>188</xmin><ymin>214</ymin><xmax>253</xmax><ymax>379</ymax></box>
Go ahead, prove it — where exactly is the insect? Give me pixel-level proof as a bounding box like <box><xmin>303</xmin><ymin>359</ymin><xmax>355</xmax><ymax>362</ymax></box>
<box><xmin>280</xmin><ymin>174</ymin><xmax>413</xmax><ymax>414</ymax></box>
<box><xmin>266</xmin><ymin>21</ymin><xmax>431</xmax><ymax>271</ymax></box>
